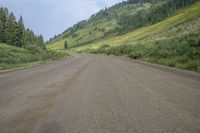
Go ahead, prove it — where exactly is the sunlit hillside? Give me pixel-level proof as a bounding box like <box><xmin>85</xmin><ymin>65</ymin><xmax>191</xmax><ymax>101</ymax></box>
<box><xmin>48</xmin><ymin>2</ymin><xmax>152</xmax><ymax>50</ymax></box>
<box><xmin>71</xmin><ymin>1</ymin><xmax>200</xmax><ymax>52</ymax></box>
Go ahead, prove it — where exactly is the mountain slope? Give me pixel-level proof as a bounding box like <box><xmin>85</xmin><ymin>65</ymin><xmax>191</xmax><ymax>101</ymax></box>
<box><xmin>47</xmin><ymin>1</ymin><xmax>153</xmax><ymax>49</ymax></box>
<box><xmin>73</xmin><ymin>1</ymin><xmax>200</xmax><ymax>51</ymax></box>
<box><xmin>48</xmin><ymin>0</ymin><xmax>198</xmax><ymax>50</ymax></box>
<box><xmin>48</xmin><ymin>0</ymin><xmax>200</xmax><ymax>72</ymax></box>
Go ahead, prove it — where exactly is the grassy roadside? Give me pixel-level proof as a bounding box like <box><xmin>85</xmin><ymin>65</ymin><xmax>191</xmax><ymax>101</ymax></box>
<box><xmin>86</xmin><ymin>32</ymin><xmax>200</xmax><ymax>72</ymax></box>
<box><xmin>0</xmin><ymin>43</ymin><xmax>69</xmax><ymax>71</ymax></box>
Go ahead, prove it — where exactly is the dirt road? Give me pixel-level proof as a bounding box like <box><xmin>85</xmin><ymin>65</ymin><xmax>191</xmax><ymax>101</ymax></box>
<box><xmin>0</xmin><ymin>54</ymin><xmax>200</xmax><ymax>133</ymax></box>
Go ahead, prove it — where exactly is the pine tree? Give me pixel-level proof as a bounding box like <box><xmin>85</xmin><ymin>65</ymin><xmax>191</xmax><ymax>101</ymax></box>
<box><xmin>14</xmin><ymin>16</ymin><xmax>24</xmax><ymax>47</ymax></box>
<box><xmin>64</xmin><ymin>41</ymin><xmax>68</xmax><ymax>49</ymax></box>
<box><xmin>37</xmin><ymin>35</ymin><xmax>45</xmax><ymax>49</ymax></box>
<box><xmin>0</xmin><ymin>7</ymin><xmax>7</xmax><ymax>42</ymax></box>
<box><xmin>5</xmin><ymin>12</ymin><xmax>16</xmax><ymax>45</ymax></box>
<box><xmin>13</xmin><ymin>21</ymin><xmax>23</xmax><ymax>47</ymax></box>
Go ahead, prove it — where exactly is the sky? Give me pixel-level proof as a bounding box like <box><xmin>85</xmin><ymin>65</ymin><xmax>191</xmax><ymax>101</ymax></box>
<box><xmin>0</xmin><ymin>0</ymin><xmax>124</xmax><ymax>41</ymax></box>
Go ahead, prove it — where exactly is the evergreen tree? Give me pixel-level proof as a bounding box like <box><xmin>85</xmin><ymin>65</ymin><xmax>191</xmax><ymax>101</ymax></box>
<box><xmin>18</xmin><ymin>16</ymin><xmax>24</xmax><ymax>28</ymax></box>
<box><xmin>64</xmin><ymin>41</ymin><xmax>68</xmax><ymax>49</ymax></box>
<box><xmin>4</xmin><ymin>12</ymin><xmax>16</xmax><ymax>45</ymax></box>
<box><xmin>36</xmin><ymin>35</ymin><xmax>45</xmax><ymax>49</ymax></box>
<box><xmin>13</xmin><ymin>21</ymin><xmax>23</xmax><ymax>47</ymax></box>
<box><xmin>0</xmin><ymin>7</ymin><xmax>7</xmax><ymax>42</ymax></box>
<box><xmin>15</xmin><ymin>16</ymin><xmax>24</xmax><ymax>47</ymax></box>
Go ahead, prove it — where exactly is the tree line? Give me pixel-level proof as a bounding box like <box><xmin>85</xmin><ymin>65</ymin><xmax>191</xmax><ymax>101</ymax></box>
<box><xmin>0</xmin><ymin>7</ymin><xmax>45</xmax><ymax>48</ymax></box>
<box><xmin>127</xmin><ymin>0</ymin><xmax>163</xmax><ymax>4</ymax></box>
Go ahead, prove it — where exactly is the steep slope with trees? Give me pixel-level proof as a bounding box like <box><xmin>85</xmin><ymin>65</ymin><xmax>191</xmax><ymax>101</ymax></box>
<box><xmin>117</xmin><ymin>0</ymin><xmax>198</xmax><ymax>34</ymax></box>
<box><xmin>48</xmin><ymin>0</ymin><xmax>198</xmax><ymax>49</ymax></box>
<box><xmin>0</xmin><ymin>7</ymin><xmax>65</xmax><ymax>70</ymax></box>
<box><xmin>47</xmin><ymin>1</ymin><xmax>152</xmax><ymax>49</ymax></box>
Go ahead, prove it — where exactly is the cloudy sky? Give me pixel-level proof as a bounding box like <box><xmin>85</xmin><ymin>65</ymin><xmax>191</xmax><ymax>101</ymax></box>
<box><xmin>0</xmin><ymin>0</ymin><xmax>124</xmax><ymax>40</ymax></box>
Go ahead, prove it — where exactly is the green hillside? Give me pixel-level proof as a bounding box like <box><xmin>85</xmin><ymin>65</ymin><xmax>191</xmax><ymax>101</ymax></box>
<box><xmin>48</xmin><ymin>1</ymin><xmax>153</xmax><ymax>49</ymax></box>
<box><xmin>74</xmin><ymin>1</ymin><xmax>200</xmax><ymax>50</ymax></box>
<box><xmin>48</xmin><ymin>0</ymin><xmax>198</xmax><ymax>50</ymax></box>
<box><xmin>48</xmin><ymin>0</ymin><xmax>200</xmax><ymax>72</ymax></box>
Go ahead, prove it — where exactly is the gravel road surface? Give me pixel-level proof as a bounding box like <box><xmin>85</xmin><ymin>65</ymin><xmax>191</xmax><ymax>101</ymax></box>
<box><xmin>0</xmin><ymin>54</ymin><xmax>200</xmax><ymax>133</ymax></box>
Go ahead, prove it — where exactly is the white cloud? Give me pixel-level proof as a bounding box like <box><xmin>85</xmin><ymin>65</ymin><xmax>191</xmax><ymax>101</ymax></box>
<box><xmin>0</xmin><ymin>0</ymin><xmax>124</xmax><ymax>40</ymax></box>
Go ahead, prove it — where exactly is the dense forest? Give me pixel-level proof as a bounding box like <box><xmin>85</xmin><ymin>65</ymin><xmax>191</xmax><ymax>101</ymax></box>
<box><xmin>0</xmin><ymin>7</ymin><xmax>45</xmax><ymax>48</ymax></box>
